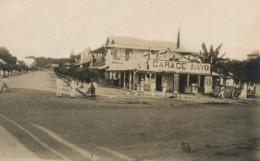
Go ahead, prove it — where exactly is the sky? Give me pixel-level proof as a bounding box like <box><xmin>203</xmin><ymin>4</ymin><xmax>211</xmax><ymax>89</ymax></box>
<box><xmin>0</xmin><ymin>0</ymin><xmax>260</xmax><ymax>62</ymax></box>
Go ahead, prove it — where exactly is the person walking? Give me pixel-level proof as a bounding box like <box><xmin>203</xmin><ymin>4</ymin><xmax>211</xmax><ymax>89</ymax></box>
<box><xmin>162</xmin><ymin>80</ymin><xmax>167</xmax><ymax>97</ymax></box>
<box><xmin>89</xmin><ymin>78</ymin><xmax>97</xmax><ymax>100</ymax></box>
<box><xmin>0</xmin><ymin>78</ymin><xmax>10</xmax><ymax>93</ymax></box>
<box><xmin>150</xmin><ymin>80</ymin><xmax>156</xmax><ymax>97</ymax></box>
<box><xmin>70</xmin><ymin>78</ymin><xmax>77</xmax><ymax>98</ymax></box>
<box><xmin>56</xmin><ymin>77</ymin><xmax>63</xmax><ymax>98</ymax></box>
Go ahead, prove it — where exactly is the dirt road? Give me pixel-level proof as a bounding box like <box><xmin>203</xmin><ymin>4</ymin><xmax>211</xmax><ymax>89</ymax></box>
<box><xmin>0</xmin><ymin>71</ymin><xmax>259</xmax><ymax>161</ymax></box>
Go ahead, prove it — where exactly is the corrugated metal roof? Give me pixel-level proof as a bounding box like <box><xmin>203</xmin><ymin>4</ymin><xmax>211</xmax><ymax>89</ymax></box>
<box><xmin>104</xmin><ymin>36</ymin><xmax>184</xmax><ymax>51</ymax></box>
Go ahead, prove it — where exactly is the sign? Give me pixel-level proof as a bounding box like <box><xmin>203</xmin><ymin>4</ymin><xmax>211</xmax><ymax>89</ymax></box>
<box><xmin>149</xmin><ymin>60</ymin><xmax>211</xmax><ymax>74</ymax></box>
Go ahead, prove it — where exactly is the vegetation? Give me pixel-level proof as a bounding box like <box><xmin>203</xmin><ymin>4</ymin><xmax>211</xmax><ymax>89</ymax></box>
<box><xmin>201</xmin><ymin>43</ymin><xmax>260</xmax><ymax>84</ymax></box>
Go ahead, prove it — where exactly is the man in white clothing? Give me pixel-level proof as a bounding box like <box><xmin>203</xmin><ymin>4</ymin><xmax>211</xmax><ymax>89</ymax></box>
<box><xmin>70</xmin><ymin>79</ymin><xmax>77</xmax><ymax>98</ymax></box>
<box><xmin>150</xmin><ymin>80</ymin><xmax>156</xmax><ymax>97</ymax></box>
<box><xmin>162</xmin><ymin>80</ymin><xmax>167</xmax><ymax>97</ymax></box>
<box><xmin>89</xmin><ymin>78</ymin><xmax>97</xmax><ymax>100</ymax></box>
<box><xmin>56</xmin><ymin>77</ymin><xmax>63</xmax><ymax>98</ymax></box>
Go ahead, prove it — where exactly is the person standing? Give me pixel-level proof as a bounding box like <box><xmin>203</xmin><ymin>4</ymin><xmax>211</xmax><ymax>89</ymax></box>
<box><xmin>89</xmin><ymin>78</ymin><xmax>97</xmax><ymax>100</ymax></box>
<box><xmin>162</xmin><ymin>80</ymin><xmax>167</xmax><ymax>97</ymax></box>
<box><xmin>70</xmin><ymin>79</ymin><xmax>77</xmax><ymax>98</ymax></box>
<box><xmin>150</xmin><ymin>80</ymin><xmax>156</xmax><ymax>97</ymax></box>
<box><xmin>140</xmin><ymin>79</ymin><xmax>145</xmax><ymax>96</ymax></box>
<box><xmin>56</xmin><ymin>77</ymin><xmax>63</xmax><ymax>98</ymax></box>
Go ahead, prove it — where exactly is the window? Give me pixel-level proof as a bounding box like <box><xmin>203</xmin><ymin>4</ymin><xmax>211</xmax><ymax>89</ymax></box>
<box><xmin>125</xmin><ymin>49</ymin><xmax>132</xmax><ymax>60</ymax></box>
<box><xmin>111</xmin><ymin>49</ymin><xmax>116</xmax><ymax>60</ymax></box>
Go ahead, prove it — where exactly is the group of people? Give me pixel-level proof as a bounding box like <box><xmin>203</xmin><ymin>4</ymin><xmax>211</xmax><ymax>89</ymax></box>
<box><xmin>56</xmin><ymin>77</ymin><xmax>97</xmax><ymax>100</ymax></box>
<box><xmin>135</xmin><ymin>79</ymin><xmax>168</xmax><ymax>97</ymax></box>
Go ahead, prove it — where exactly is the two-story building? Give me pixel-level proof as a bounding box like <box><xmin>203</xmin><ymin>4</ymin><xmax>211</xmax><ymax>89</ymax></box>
<box><xmin>74</xmin><ymin>47</ymin><xmax>92</xmax><ymax>68</ymax></box>
<box><xmin>91</xmin><ymin>36</ymin><xmax>213</xmax><ymax>94</ymax></box>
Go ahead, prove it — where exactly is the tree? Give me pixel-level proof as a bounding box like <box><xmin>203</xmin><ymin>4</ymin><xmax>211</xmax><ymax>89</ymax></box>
<box><xmin>0</xmin><ymin>47</ymin><xmax>18</xmax><ymax>75</ymax></box>
<box><xmin>201</xmin><ymin>43</ymin><xmax>229</xmax><ymax>72</ymax></box>
<box><xmin>0</xmin><ymin>47</ymin><xmax>17</xmax><ymax>65</ymax></box>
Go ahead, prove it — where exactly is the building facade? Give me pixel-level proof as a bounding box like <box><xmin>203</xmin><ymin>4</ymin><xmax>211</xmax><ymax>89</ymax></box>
<box><xmin>91</xmin><ymin>36</ymin><xmax>214</xmax><ymax>94</ymax></box>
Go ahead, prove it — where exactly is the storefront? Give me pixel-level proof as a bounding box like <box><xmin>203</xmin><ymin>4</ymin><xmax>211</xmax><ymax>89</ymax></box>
<box><xmin>105</xmin><ymin>59</ymin><xmax>213</xmax><ymax>94</ymax></box>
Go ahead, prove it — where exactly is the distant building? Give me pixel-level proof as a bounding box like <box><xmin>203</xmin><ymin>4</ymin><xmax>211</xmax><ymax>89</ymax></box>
<box><xmin>90</xmin><ymin>36</ymin><xmax>214</xmax><ymax>94</ymax></box>
<box><xmin>247</xmin><ymin>50</ymin><xmax>260</xmax><ymax>59</ymax></box>
<box><xmin>74</xmin><ymin>47</ymin><xmax>92</xmax><ymax>68</ymax></box>
<box><xmin>51</xmin><ymin>64</ymin><xmax>59</xmax><ymax>68</ymax></box>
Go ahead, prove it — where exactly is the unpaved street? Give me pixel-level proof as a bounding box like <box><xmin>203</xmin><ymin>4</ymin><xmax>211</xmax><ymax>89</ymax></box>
<box><xmin>0</xmin><ymin>71</ymin><xmax>259</xmax><ymax>161</ymax></box>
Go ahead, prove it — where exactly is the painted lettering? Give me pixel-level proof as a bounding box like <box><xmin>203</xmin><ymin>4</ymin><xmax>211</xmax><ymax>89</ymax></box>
<box><xmin>153</xmin><ymin>61</ymin><xmax>158</xmax><ymax>67</ymax></box>
<box><xmin>191</xmin><ymin>63</ymin><xmax>195</xmax><ymax>70</ymax></box>
<box><xmin>165</xmin><ymin>62</ymin><xmax>170</xmax><ymax>68</ymax></box>
<box><xmin>182</xmin><ymin>63</ymin><xmax>186</xmax><ymax>69</ymax></box>
<box><xmin>176</xmin><ymin>63</ymin><xmax>181</xmax><ymax>69</ymax></box>
<box><xmin>204</xmin><ymin>65</ymin><xmax>209</xmax><ymax>71</ymax></box>
<box><xmin>170</xmin><ymin>62</ymin><xmax>175</xmax><ymax>68</ymax></box>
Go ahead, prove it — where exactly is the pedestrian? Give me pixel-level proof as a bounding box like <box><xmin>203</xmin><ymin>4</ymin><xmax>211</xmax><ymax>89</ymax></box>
<box><xmin>56</xmin><ymin>77</ymin><xmax>63</xmax><ymax>98</ymax></box>
<box><xmin>218</xmin><ymin>85</ymin><xmax>225</xmax><ymax>98</ymax></box>
<box><xmin>135</xmin><ymin>84</ymin><xmax>141</xmax><ymax>96</ymax></box>
<box><xmin>140</xmin><ymin>78</ymin><xmax>145</xmax><ymax>96</ymax></box>
<box><xmin>150</xmin><ymin>80</ymin><xmax>156</xmax><ymax>97</ymax></box>
<box><xmin>89</xmin><ymin>78</ymin><xmax>97</xmax><ymax>100</ymax></box>
<box><xmin>70</xmin><ymin>78</ymin><xmax>77</xmax><ymax>98</ymax></box>
<box><xmin>162</xmin><ymin>80</ymin><xmax>167</xmax><ymax>97</ymax></box>
<box><xmin>0</xmin><ymin>78</ymin><xmax>10</xmax><ymax>93</ymax></box>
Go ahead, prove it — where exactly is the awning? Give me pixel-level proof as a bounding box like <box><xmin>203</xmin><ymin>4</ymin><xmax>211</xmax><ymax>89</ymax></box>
<box><xmin>88</xmin><ymin>65</ymin><xmax>109</xmax><ymax>70</ymax></box>
<box><xmin>212</xmin><ymin>72</ymin><xmax>221</xmax><ymax>76</ymax></box>
<box><xmin>74</xmin><ymin>61</ymin><xmax>91</xmax><ymax>66</ymax></box>
<box><xmin>106</xmin><ymin>63</ymin><xmax>137</xmax><ymax>71</ymax></box>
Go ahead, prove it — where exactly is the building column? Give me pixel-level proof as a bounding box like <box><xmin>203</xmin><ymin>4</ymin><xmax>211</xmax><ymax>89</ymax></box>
<box><xmin>124</xmin><ymin>71</ymin><xmax>126</xmax><ymax>89</ymax></box>
<box><xmin>154</xmin><ymin>73</ymin><xmax>157</xmax><ymax>91</ymax></box>
<box><xmin>198</xmin><ymin>75</ymin><xmax>201</xmax><ymax>87</ymax></box>
<box><xmin>173</xmin><ymin>74</ymin><xmax>179</xmax><ymax>93</ymax></box>
<box><xmin>149</xmin><ymin>73</ymin><xmax>152</xmax><ymax>84</ymax></box>
<box><xmin>129</xmin><ymin>71</ymin><xmax>132</xmax><ymax>89</ymax></box>
<box><xmin>133</xmin><ymin>71</ymin><xmax>136</xmax><ymax>90</ymax></box>
<box><xmin>187</xmin><ymin>74</ymin><xmax>190</xmax><ymax>87</ymax></box>
<box><xmin>119</xmin><ymin>72</ymin><xmax>121</xmax><ymax>85</ymax></box>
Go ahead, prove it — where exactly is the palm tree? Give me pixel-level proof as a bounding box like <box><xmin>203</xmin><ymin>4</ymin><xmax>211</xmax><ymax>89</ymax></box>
<box><xmin>201</xmin><ymin>42</ymin><xmax>229</xmax><ymax>72</ymax></box>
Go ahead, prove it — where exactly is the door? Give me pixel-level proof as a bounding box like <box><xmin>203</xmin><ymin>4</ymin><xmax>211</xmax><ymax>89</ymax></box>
<box><xmin>156</xmin><ymin>73</ymin><xmax>162</xmax><ymax>91</ymax></box>
<box><xmin>179</xmin><ymin>74</ymin><xmax>186</xmax><ymax>93</ymax></box>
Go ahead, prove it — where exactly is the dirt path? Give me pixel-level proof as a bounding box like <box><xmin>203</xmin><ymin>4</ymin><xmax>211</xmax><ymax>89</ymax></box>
<box><xmin>0</xmin><ymin>71</ymin><xmax>259</xmax><ymax>161</ymax></box>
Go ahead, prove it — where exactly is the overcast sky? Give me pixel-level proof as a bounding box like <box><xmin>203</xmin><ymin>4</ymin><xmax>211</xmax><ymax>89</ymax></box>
<box><xmin>0</xmin><ymin>0</ymin><xmax>259</xmax><ymax>61</ymax></box>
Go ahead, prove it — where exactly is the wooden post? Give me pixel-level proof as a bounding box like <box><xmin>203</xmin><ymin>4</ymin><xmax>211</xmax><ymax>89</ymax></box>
<box><xmin>174</xmin><ymin>74</ymin><xmax>179</xmax><ymax>93</ymax></box>
<box><xmin>154</xmin><ymin>73</ymin><xmax>157</xmax><ymax>91</ymax></box>
<box><xmin>187</xmin><ymin>74</ymin><xmax>190</xmax><ymax>87</ymax></box>
<box><xmin>133</xmin><ymin>71</ymin><xmax>136</xmax><ymax>90</ymax></box>
<box><xmin>124</xmin><ymin>71</ymin><xmax>126</xmax><ymax>89</ymax></box>
<box><xmin>198</xmin><ymin>75</ymin><xmax>201</xmax><ymax>87</ymax></box>
<box><xmin>119</xmin><ymin>72</ymin><xmax>121</xmax><ymax>85</ymax></box>
<box><xmin>149</xmin><ymin>73</ymin><xmax>152</xmax><ymax>85</ymax></box>
<box><xmin>129</xmin><ymin>71</ymin><xmax>132</xmax><ymax>89</ymax></box>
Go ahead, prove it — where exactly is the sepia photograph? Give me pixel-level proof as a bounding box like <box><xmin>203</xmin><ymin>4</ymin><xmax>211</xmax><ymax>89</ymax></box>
<box><xmin>0</xmin><ymin>0</ymin><xmax>260</xmax><ymax>160</ymax></box>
